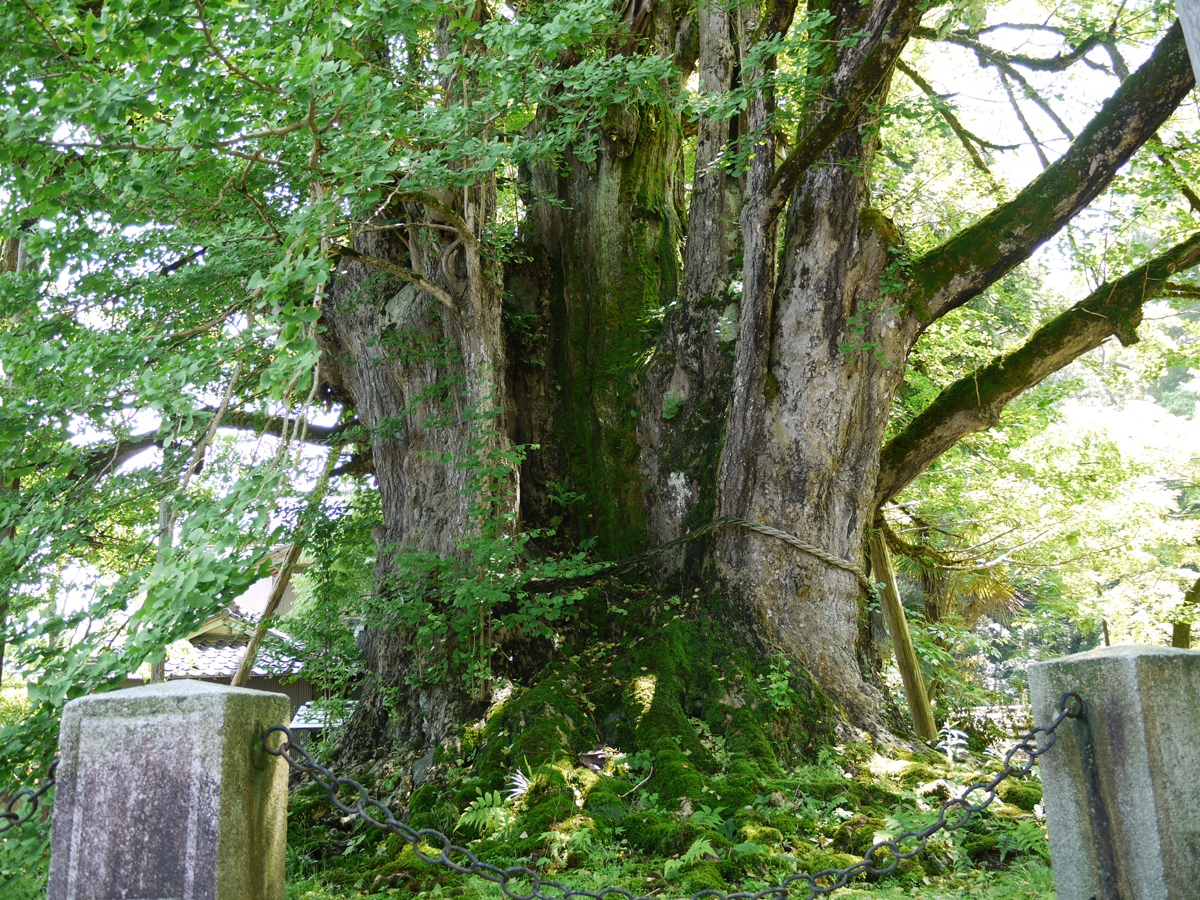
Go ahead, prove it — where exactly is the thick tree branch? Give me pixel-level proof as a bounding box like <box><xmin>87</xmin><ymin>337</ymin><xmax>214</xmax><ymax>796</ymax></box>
<box><xmin>213</xmin><ymin>408</ymin><xmax>359</xmax><ymax>445</ymax></box>
<box><xmin>876</xmin><ymin>229</ymin><xmax>1200</xmax><ymax>508</ymax></box>
<box><xmin>913</xmin><ymin>24</ymin><xmax>1106</xmax><ymax>73</ymax></box>
<box><xmin>329</xmin><ymin>244</ymin><xmax>459</xmax><ymax>314</ymax></box>
<box><xmin>911</xmin><ymin>20</ymin><xmax>1193</xmax><ymax>324</ymax></box>
<box><xmin>1101</xmin><ymin>35</ymin><xmax>1200</xmax><ymax>216</ymax></box>
<box><xmin>12</xmin><ymin>405</ymin><xmax>357</xmax><ymax>506</ymax></box>
<box><xmin>764</xmin><ymin>0</ymin><xmax>925</xmax><ymax>219</ymax></box>
<box><xmin>753</xmin><ymin>0</ymin><xmax>799</xmax><ymax>43</ymax></box>
<box><xmin>1102</xmin><ymin>38</ymin><xmax>1200</xmax><ymax>217</ymax></box>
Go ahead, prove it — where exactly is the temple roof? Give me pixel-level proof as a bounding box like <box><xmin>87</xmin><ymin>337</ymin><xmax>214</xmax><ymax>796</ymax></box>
<box><xmin>164</xmin><ymin>635</ymin><xmax>302</xmax><ymax>679</ymax></box>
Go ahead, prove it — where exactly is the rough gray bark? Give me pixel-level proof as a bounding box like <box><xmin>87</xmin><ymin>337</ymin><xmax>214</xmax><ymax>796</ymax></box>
<box><xmin>710</xmin><ymin>0</ymin><xmax>924</xmax><ymax>726</ymax></box>
<box><xmin>520</xmin><ymin>0</ymin><xmax>686</xmax><ymax>557</ymax></box>
<box><xmin>716</xmin><ymin>0</ymin><xmax>923</xmax><ymax>528</ymax></box>
<box><xmin>715</xmin><ymin>127</ymin><xmax>914</xmax><ymax>726</ymax></box>
<box><xmin>321</xmin><ymin>178</ymin><xmax>508</xmax><ymax>760</ymax></box>
<box><xmin>637</xmin><ymin>0</ymin><xmax>751</xmax><ymax>557</ymax></box>
<box><xmin>705</xmin><ymin>8</ymin><xmax>1192</xmax><ymax>726</ymax></box>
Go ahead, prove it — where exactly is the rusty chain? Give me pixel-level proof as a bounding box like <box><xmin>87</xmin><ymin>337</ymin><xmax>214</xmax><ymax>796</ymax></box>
<box><xmin>264</xmin><ymin>691</ymin><xmax>1085</xmax><ymax>900</ymax></box>
<box><xmin>0</xmin><ymin>759</ymin><xmax>58</xmax><ymax>836</ymax></box>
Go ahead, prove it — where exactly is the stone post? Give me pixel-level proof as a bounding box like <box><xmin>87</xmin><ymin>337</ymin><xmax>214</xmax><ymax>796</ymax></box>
<box><xmin>47</xmin><ymin>679</ymin><xmax>290</xmax><ymax>900</ymax></box>
<box><xmin>1029</xmin><ymin>644</ymin><xmax>1200</xmax><ymax>900</ymax></box>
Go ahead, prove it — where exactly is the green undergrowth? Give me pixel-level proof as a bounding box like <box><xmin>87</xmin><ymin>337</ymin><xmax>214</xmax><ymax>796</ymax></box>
<box><xmin>284</xmin><ymin>584</ymin><xmax>1054</xmax><ymax>899</ymax></box>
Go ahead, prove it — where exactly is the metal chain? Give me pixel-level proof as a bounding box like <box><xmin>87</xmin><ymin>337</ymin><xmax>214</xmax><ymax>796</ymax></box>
<box><xmin>0</xmin><ymin>759</ymin><xmax>58</xmax><ymax>836</ymax></box>
<box><xmin>525</xmin><ymin>517</ymin><xmax>869</xmax><ymax>594</ymax></box>
<box><xmin>265</xmin><ymin>691</ymin><xmax>1084</xmax><ymax>900</ymax></box>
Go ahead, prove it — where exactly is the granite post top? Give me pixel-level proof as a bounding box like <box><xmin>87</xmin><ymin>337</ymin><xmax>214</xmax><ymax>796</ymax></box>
<box><xmin>63</xmin><ymin>678</ymin><xmax>291</xmax><ymax>711</ymax></box>
<box><xmin>1030</xmin><ymin>643</ymin><xmax>1200</xmax><ymax>671</ymax></box>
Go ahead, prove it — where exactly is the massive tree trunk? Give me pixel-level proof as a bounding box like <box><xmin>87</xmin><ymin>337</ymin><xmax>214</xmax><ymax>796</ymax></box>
<box><xmin>708</xmin><ymin>10</ymin><xmax>1193</xmax><ymax>729</ymax></box>
<box><xmin>636</xmin><ymin>0</ymin><xmax>747</xmax><ymax>563</ymax></box>
<box><xmin>713</xmin><ymin>134</ymin><xmax>913</xmax><ymax>727</ymax></box>
<box><xmin>0</xmin><ymin>231</ymin><xmax>33</xmax><ymax>688</ymax></box>
<box><xmin>705</xmin><ymin>0</ymin><xmax>924</xmax><ymax>727</ymax></box>
<box><xmin>321</xmin><ymin>178</ymin><xmax>509</xmax><ymax>757</ymax></box>
<box><xmin>11</xmin><ymin>0</ymin><xmax>1200</xmax><ymax>812</ymax></box>
<box><xmin>325</xmin><ymin>6</ymin><xmax>1197</xmax><ymax>765</ymax></box>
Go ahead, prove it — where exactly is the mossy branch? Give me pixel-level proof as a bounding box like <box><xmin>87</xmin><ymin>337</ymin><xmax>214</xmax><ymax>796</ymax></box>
<box><xmin>909</xmin><ymin>20</ymin><xmax>1193</xmax><ymax>325</ymax></box>
<box><xmin>876</xmin><ymin>228</ymin><xmax>1200</xmax><ymax>508</ymax></box>
<box><xmin>1163</xmin><ymin>281</ymin><xmax>1200</xmax><ymax>299</ymax></box>
<box><xmin>1102</xmin><ymin>38</ymin><xmax>1200</xmax><ymax>216</ymax></box>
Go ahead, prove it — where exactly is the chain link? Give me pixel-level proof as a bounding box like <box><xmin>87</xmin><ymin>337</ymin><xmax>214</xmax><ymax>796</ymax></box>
<box><xmin>0</xmin><ymin>760</ymin><xmax>58</xmax><ymax>836</ymax></box>
<box><xmin>265</xmin><ymin>691</ymin><xmax>1084</xmax><ymax>900</ymax></box>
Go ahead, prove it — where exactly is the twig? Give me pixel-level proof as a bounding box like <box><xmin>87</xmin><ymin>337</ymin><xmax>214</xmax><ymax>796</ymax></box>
<box><xmin>999</xmin><ymin>70</ymin><xmax>1050</xmax><ymax>169</ymax></box>
<box><xmin>896</xmin><ymin>60</ymin><xmax>1003</xmax><ymax>197</ymax></box>
<box><xmin>167</xmin><ymin>301</ymin><xmax>244</xmax><ymax>343</ymax></box>
<box><xmin>619</xmin><ymin>764</ymin><xmax>654</xmax><ymax>798</ymax></box>
<box><xmin>194</xmin><ymin>0</ymin><xmax>281</xmax><ymax>94</ymax></box>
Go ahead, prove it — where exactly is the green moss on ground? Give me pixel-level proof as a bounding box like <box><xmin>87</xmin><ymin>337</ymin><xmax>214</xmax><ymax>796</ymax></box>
<box><xmin>997</xmin><ymin>780</ymin><xmax>1043</xmax><ymax>812</ymax></box>
<box><xmin>284</xmin><ymin>582</ymin><xmax>1054</xmax><ymax>899</ymax></box>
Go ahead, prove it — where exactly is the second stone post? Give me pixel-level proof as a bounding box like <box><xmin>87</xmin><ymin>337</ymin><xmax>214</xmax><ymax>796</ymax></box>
<box><xmin>1030</xmin><ymin>644</ymin><xmax>1200</xmax><ymax>900</ymax></box>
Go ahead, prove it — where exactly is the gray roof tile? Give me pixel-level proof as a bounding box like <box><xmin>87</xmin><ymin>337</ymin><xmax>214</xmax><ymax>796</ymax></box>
<box><xmin>164</xmin><ymin>639</ymin><xmax>302</xmax><ymax>679</ymax></box>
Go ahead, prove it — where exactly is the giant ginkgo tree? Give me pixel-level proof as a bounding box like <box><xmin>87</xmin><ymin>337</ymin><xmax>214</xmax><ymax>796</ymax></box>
<box><xmin>4</xmin><ymin>0</ymin><xmax>1200</xmax><ymax>770</ymax></box>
